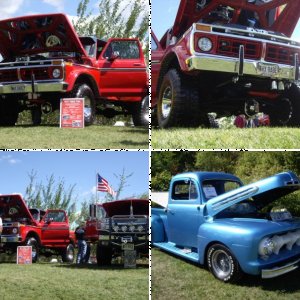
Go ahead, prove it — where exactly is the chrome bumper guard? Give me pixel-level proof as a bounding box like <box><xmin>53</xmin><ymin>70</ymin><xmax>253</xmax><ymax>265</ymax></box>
<box><xmin>0</xmin><ymin>235</ymin><xmax>20</xmax><ymax>243</ymax></box>
<box><xmin>261</xmin><ymin>258</ymin><xmax>300</xmax><ymax>279</ymax></box>
<box><xmin>186</xmin><ymin>55</ymin><xmax>298</xmax><ymax>80</ymax></box>
<box><xmin>0</xmin><ymin>81</ymin><xmax>68</xmax><ymax>94</ymax></box>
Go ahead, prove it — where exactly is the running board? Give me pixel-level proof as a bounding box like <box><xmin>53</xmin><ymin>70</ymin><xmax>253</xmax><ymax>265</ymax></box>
<box><xmin>153</xmin><ymin>242</ymin><xmax>199</xmax><ymax>263</ymax></box>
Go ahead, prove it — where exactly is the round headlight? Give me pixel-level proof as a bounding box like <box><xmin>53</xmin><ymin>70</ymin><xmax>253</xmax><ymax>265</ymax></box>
<box><xmin>52</xmin><ymin>68</ymin><xmax>61</xmax><ymax>78</ymax></box>
<box><xmin>113</xmin><ymin>225</ymin><xmax>119</xmax><ymax>232</ymax></box>
<box><xmin>12</xmin><ymin>228</ymin><xmax>18</xmax><ymax>234</ymax></box>
<box><xmin>129</xmin><ymin>225</ymin><xmax>135</xmax><ymax>232</ymax></box>
<box><xmin>198</xmin><ymin>37</ymin><xmax>213</xmax><ymax>52</ymax></box>
<box><xmin>258</xmin><ymin>237</ymin><xmax>275</xmax><ymax>257</ymax></box>
<box><xmin>137</xmin><ymin>225</ymin><xmax>144</xmax><ymax>232</ymax></box>
<box><xmin>121</xmin><ymin>225</ymin><xmax>127</xmax><ymax>232</ymax></box>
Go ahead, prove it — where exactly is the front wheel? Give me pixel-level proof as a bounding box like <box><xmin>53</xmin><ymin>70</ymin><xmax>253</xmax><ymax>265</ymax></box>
<box><xmin>96</xmin><ymin>244</ymin><xmax>112</xmax><ymax>266</ymax></box>
<box><xmin>0</xmin><ymin>97</ymin><xmax>19</xmax><ymax>126</ymax></box>
<box><xmin>61</xmin><ymin>243</ymin><xmax>75</xmax><ymax>263</ymax></box>
<box><xmin>70</xmin><ymin>84</ymin><xmax>96</xmax><ymax>126</ymax></box>
<box><xmin>131</xmin><ymin>95</ymin><xmax>149</xmax><ymax>127</ymax></box>
<box><xmin>25</xmin><ymin>237</ymin><xmax>39</xmax><ymax>263</ymax></box>
<box><xmin>157</xmin><ymin>69</ymin><xmax>206</xmax><ymax>128</ymax></box>
<box><xmin>207</xmin><ymin>244</ymin><xmax>242</xmax><ymax>283</ymax></box>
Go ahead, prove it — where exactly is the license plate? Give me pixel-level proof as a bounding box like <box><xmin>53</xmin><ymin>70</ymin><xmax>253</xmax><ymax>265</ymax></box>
<box><xmin>122</xmin><ymin>243</ymin><xmax>134</xmax><ymax>250</ymax></box>
<box><xmin>10</xmin><ymin>85</ymin><xmax>26</xmax><ymax>92</ymax></box>
<box><xmin>257</xmin><ymin>63</ymin><xmax>279</xmax><ymax>76</ymax></box>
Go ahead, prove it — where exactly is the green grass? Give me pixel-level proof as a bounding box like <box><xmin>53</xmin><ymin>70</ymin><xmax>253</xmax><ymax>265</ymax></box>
<box><xmin>0</xmin><ymin>125</ymin><xmax>148</xmax><ymax>149</ymax></box>
<box><xmin>151</xmin><ymin>127</ymin><xmax>300</xmax><ymax>149</ymax></box>
<box><xmin>151</xmin><ymin>248</ymin><xmax>300</xmax><ymax>300</ymax></box>
<box><xmin>0</xmin><ymin>261</ymin><xmax>148</xmax><ymax>300</ymax></box>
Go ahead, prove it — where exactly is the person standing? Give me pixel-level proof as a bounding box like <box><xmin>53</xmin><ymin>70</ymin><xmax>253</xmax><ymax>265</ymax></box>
<box><xmin>75</xmin><ymin>221</ymin><xmax>87</xmax><ymax>264</ymax></box>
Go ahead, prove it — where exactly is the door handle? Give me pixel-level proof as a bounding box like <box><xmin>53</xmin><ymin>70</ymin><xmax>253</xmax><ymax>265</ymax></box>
<box><xmin>133</xmin><ymin>63</ymin><xmax>142</xmax><ymax>66</ymax></box>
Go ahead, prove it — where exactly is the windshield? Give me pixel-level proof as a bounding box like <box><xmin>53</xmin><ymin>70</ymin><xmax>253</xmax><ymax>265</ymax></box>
<box><xmin>202</xmin><ymin>179</ymin><xmax>242</xmax><ymax>201</ymax></box>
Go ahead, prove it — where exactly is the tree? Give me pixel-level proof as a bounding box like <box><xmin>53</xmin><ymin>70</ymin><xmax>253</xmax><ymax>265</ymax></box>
<box><xmin>103</xmin><ymin>168</ymin><xmax>133</xmax><ymax>202</ymax></box>
<box><xmin>73</xmin><ymin>0</ymin><xmax>148</xmax><ymax>40</ymax></box>
<box><xmin>25</xmin><ymin>171</ymin><xmax>77</xmax><ymax>223</ymax></box>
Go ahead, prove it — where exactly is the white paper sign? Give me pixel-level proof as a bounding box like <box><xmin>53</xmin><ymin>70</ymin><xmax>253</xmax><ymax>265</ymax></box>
<box><xmin>203</xmin><ymin>186</ymin><xmax>218</xmax><ymax>199</ymax></box>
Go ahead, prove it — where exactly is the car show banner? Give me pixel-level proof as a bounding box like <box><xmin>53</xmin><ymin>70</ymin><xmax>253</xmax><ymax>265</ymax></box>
<box><xmin>60</xmin><ymin>98</ymin><xmax>84</xmax><ymax>128</ymax></box>
<box><xmin>17</xmin><ymin>246</ymin><xmax>32</xmax><ymax>264</ymax></box>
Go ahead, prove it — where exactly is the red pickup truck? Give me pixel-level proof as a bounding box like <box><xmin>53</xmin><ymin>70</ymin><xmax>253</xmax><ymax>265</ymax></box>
<box><xmin>0</xmin><ymin>13</ymin><xmax>148</xmax><ymax>126</ymax></box>
<box><xmin>152</xmin><ymin>0</ymin><xmax>300</xmax><ymax>128</ymax></box>
<box><xmin>0</xmin><ymin>194</ymin><xmax>75</xmax><ymax>262</ymax></box>
<box><xmin>85</xmin><ymin>199</ymin><xmax>149</xmax><ymax>266</ymax></box>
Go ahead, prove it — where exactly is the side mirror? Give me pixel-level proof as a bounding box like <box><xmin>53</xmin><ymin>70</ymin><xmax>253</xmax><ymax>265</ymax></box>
<box><xmin>108</xmin><ymin>51</ymin><xmax>120</xmax><ymax>61</ymax></box>
<box><xmin>46</xmin><ymin>218</ymin><xmax>54</xmax><ymax>224</ymax></box>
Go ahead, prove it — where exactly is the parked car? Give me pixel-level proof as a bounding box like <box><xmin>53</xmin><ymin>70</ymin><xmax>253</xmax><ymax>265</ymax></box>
<box><xmin>0</xmin><ymin>13</ymin><xmax>148</xmax><ymax>126</ymax></box>
<box><xmin>152</xmin><ymin>171</ymin><xmax>300</xmax><ymax>282</ymax></box>
<box><xmin>152</xmin><ymin>0</ymin><xmax>300</xmax><ymax>128</ymax></box>
<box><xmin>0</xmin><ymin>194</ymin><xmax>75</xmax><ymax>262</ymax></box>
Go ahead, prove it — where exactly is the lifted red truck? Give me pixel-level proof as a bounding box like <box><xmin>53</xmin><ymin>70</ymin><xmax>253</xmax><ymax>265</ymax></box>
<box><xmin>85</xmin><ymin>199</ymin><xmax>149</xmax><ymax>266</ymax></box>
<box><xmin>0</xmin><ymin>13</ymin><xmax>148</xmax><ymax>126</ymax></box>
<box><xmin>0</xmin><ymin>194</ymin><xmax>75</xmax><ymax>262</ymax></box>
<box><xmin>152</xmin><ymin>0</ymin><xmax>300</xmax><ymax>128</ymax></box>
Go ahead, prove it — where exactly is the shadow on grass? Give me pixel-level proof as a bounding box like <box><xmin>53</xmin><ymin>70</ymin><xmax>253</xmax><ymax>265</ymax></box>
<box><xmin>55</xmin><ymin>262</ymin><xmax>149</xmax><ymax>270</ymax></box>
<box><xmin>154</xmin><ymin>248</ymin><xmax>300</xmax><ymax>294</ymax></box>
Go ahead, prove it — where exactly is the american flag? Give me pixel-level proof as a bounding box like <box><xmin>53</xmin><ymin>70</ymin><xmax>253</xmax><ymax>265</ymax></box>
<box><xmin>97</xmin><ymin>174</ymin><xmax>115</xmax><ymax>196</ymax></box>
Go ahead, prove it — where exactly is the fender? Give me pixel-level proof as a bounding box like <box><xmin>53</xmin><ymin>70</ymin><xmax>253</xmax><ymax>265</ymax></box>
<box><xmin>151</xmin><ymin>209</ymin><xmax>168</xmax><ymax>243</ymax></box>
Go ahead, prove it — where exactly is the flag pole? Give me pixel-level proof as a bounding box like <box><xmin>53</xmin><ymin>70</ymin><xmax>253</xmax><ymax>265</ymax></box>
<box><xmin>96</xmin><ymin>172</ymin><xmax>98</xmax><ymax>204</ymax></box>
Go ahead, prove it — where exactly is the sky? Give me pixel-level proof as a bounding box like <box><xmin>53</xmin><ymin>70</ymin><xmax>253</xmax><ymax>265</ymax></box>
<box><xmin>152</xmin><ymin>0</ymin><xmax>300</xmax><ymax>40</ymax></box>
<box><xmin>0</xmin><ymin>0</ymin><xmax>99</xmax><ymax>20</ymax></box>
<box><xmin>0</xmin><ymin>151</ymin><xmax>149</xmax><ymax>208</ymax></box>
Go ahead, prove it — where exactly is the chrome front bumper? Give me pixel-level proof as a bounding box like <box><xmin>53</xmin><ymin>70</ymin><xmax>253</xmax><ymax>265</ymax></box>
<box><xmin>0</xmin><ymin>235</ymin><xmax>21</xmax><ymax>243</ymax></box>
<box><xmin>186</xmin><ymin>55</ymin><xmax>297</xmax><ymax>80</ymax></box>
<box><xmin>0</xmin><ymin>81</ymin><xmax>68</xmax><ymax>94</ymax></box>
<box><xmin>261</xmin><ymin>258</ymin><xmax>300</xmax><ymax>279</ymax></box>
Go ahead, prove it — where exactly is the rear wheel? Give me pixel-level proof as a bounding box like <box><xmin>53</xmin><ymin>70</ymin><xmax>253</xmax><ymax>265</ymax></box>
<box><xmin>268</xmin><ymin>84</ymin><xmax>300</xmax><ymax>126</ymax></box>
<box><xmin>207</xmin><ymin>243</ymin><xmax>242</xmax><ymax>283</ymax></box>
<box><xmin>96</xmin><ymin>244</ymin><xmax>112</xmax><ymax>266</ymax></box>
<box><xmin>61</xmin><ymin>243</ymin><xmax>75</xmax><ymax>263</ymax></box>
<box><xmin>131</xmin><ymin>95</ymin><xmax>149</xmax><ymax>127</ymax></box>
<box><xmin>70</xmin><ymin>84</ymin><xmax>96</xmax><ymax>126</ymax></box>
<box><xmin>157</xmin><ymin>69</ymin><xmax>207</xmax><ymax>128</ymax></box>
<box><xmin>25</xmin><ymin>237</ymin><xmax>39</xmax><ymax>263</ymax></box>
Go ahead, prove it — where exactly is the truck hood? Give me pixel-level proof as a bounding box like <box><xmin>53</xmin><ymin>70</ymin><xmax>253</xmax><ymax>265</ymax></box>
<box><xmin>102</xmin><ymin>199</ymin><xmax>149</xmax><ymax>217</ymax></box>
<box><xmin>0</xmin><ymin>194</ymin><xmax>35</xmax><ymax>223</ymax></box>
<box><xmin>0</xmin><ymin>13</ymin><xmax>87</xmax><ymax>59</ymax></box>
<box><xmin>206</xmin><ymin>171</ymin><xmax>300</xmax><ymax>217</ymax></box>
<box><xmin>172</xmin><ymin>0</ymin><xmax>300</xmax><ymax>38</ymax></box>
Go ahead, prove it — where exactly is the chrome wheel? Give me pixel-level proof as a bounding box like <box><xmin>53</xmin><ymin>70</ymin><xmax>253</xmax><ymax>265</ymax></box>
<box><xmin>84</xmin><ymin>96</ymin><xmax>92</xmax><ymax>124</ymax></box>
<box><xmin>211</xmin><ymin>249</ymin><xmax>232</xmax><ymax>279</ymax></box>
<box><xmin>161</xmin><ymin>86</ymin><xmax>172</xmax><ymax>119</ymax></box>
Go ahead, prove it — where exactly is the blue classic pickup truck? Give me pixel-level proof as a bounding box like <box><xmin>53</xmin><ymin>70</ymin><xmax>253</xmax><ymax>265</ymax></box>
<box><xmin>152</xmin><ymin>171</ymin><xmax>300</xmax><ymax>282</ymax></box>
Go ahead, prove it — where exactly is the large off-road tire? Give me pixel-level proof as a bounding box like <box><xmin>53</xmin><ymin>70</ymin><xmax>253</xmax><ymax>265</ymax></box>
<box><xmin>96</xmin><ymin>244</ymin><xmax>112</xmax><ymax>266</ymax></box>
<box><xmin>157</xmin><ymin>69</ymin><xmax>207</xmax><ymax>128</ymax></box>
<box><xmin>61</xmin><ymin>243</ymin><xmax>75</xmax><ymax>263</ymax></box>
<box><xmin>207</xmin><ymin>243</ymin><xmax>242</xmax><ymax>283</ymax></box>
<box><xmin>70</xmin><ymin>83</ymin><xmax>96</xmax><ymax>126</ymax></box>
<box><xmin>25</xmin><ymin>237</ymin><xmax>39</xmax><ymax>263</ymax></box>
<box><xmin>131</xmin><ymin>95</ymin><xmax>149</xmax><ymax>127</ymax></box>
<box><xmin>0</xmin><ymin>97</ymin><xmax>19</xmax><ymax>126</ymax></box>
<box><xmin>268</xmin><ymin>84</ymin><xmax>300</xmax><ymax>127</ymax></box>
